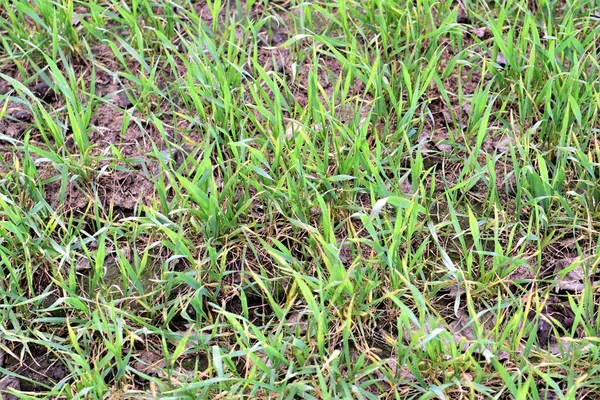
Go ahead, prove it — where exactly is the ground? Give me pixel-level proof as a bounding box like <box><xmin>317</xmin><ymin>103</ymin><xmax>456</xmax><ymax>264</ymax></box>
<box><xmin>0</xmin><ymin>0</ymin><xmax>600</xmax><ymax>398</ymax></box>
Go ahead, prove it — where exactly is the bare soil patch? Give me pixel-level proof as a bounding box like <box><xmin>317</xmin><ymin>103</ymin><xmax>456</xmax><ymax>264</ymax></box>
<box><xmin>0</xmin><ymin>343</ymin><xmax>69</xmax><ymax>394</ymax></box>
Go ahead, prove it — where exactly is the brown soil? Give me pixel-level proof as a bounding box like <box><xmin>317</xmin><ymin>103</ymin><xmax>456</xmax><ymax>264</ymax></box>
<box><xmin>1</xmin><ymin>343</ymin><xmax>69</xmax><ymax>393</ymax></box>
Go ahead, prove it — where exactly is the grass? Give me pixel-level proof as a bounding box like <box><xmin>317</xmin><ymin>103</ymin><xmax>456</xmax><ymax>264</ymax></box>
<box><xmin>0</xmin><ymin>0</ymin><xmax>600</xmax><ymax>398</ymax></box>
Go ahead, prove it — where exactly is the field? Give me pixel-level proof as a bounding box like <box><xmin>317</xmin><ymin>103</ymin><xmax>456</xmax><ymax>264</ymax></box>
<box><xmin>1</xmin><ymin>0</ymin><xmax>600</xmax><ymax>398</ymax></box>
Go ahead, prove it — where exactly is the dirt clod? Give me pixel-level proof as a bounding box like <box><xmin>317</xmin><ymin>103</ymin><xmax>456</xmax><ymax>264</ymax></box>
<box><xmin>32</xmin><ymin>82</ymin><xmax>55</xmax><ymax>102</ymax></box>
<box><xmin>2</xmin><ymin>344</ymin><xmax>69</xmax><ymax>392</ymax></box>
<box><xmin>456</xmin><ymin>4</ymin><xmax>470</xmax><ymax>24</ymax></box>
<box><xmin>117</xmin><ymin>92</ymin><xmax>133</xmax><ymax>109</ymax></box>
<box><xmin>0</xmin><ymin>377</ymin><xmax>20</xmax><ymax>400</ymax></box>
<box><xmin>271</xmin><ymin>31</ymin><xmax>288</xmax><ymax>45</ymax></box>
<box><xmin>536</xmin><ymin>300</ymin><xmax>575</xmax><ymax>348</ymax></box>
<box><xmin>9</xmin><ymin>109</ymin><xmax>32</xmax><ymax>122</ymax></box>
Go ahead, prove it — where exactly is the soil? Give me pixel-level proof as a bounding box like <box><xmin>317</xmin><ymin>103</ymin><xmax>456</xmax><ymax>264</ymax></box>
<box><xmin>0</xmin><ymin>343</ymin><xmax>69</xmax><ymax>393</ymax></box>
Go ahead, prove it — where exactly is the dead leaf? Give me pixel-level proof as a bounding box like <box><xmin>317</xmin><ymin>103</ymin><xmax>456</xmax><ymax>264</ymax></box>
<box><xmin>470</xmin><ymin>26</ymin><xmax>490</xmax><ymax>39</ymax></box>
<box><xmin>495</xmin><ymin>136</ymin><xmax>514</xmax><ymax>153</ymax></box>
<box><xmin>435</xmin><ymin>140</ymin><xmax>453</xmax><ymax>153</ymax></box>
<box><xmin>548</xmin><ymin>337</ymin><xmax>571</xmax><ymax>355</ymax></box>
<box><xmin>554</xmin><ymin>258</ymin><xmax>586</xmax><ymax>292</ymax></box>
<box><xmin>285</xmin><ymin>120</ymin><xmax>303</xmax><ymax>140</ymax></box>
<box><xmin>462</xmin><ymin>103</ymin><xmax>471</xmax><ymax>115</ymax></box>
